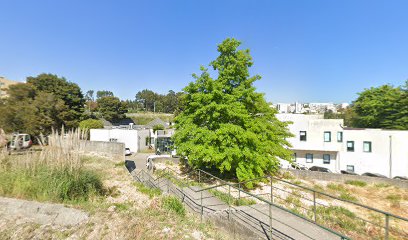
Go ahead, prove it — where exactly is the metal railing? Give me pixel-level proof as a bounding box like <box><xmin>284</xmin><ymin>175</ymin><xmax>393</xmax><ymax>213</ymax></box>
<box><xmin>132</xmin><ymin>167</ymin><xmax>408</xmax><ymax>239</ymax></box>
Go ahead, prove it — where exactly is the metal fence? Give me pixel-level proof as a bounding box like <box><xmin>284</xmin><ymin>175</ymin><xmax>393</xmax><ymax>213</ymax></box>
<box><xmin>133</xmin><ymin>167</ymin><xmax>408</xmax><ymax>240</ymax></box>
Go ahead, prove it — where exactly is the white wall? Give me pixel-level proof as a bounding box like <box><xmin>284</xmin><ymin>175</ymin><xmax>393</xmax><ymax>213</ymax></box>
<box><xmin>277</xmin><ymin>114</ymin><xmax>344</xmax><ymax>172</ymax></box>
<box><xmin>90</xmin><ymin>129</ymin><xmax>150</xmax><ymax>153</ymax></box>
<box><xmin>340</xmin><ymin>129</ymin><xmax>408</xmax><ymax>178</ymax></box>
<box><xmin>277</xmin><ymin>114</ymin><xmax>408</xmax><ymax>178</ymax></box>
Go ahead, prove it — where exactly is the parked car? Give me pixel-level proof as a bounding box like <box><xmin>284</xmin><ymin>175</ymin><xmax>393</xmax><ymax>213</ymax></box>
<box><xmin>309</xmin><ymin>166</ymin><xmax>331</xmax><ymax>173</ymax></box>
<box><xmin>291</xmin><ymin>162</ymin><xmax>309</xmax><ymax>170</ymax></box>
<box><xmin>393</xmin><ymin>176</ymin><xmax>408</xmax><ymax>181</ymax></box>
<box><xmin>362</xmin><ymin>172</ymin><xmax>387</xmax><ymax>178</ymax></box>
<box><xmin>125</xmin><ymin>148</ymin><xmax>132</xmax><ymax>156</ymax></box>
<box><xmin>341</xmin><ymin>170</ymin><xmax>358</xmax><ymax>175</ymax></box>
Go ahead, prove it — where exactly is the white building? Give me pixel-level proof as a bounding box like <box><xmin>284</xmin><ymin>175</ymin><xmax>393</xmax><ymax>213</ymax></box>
<box><xmin>277</xmin><ymin>114</ymin><xmax>408</xmax><ymax>178</ymax></box>
<box><xmin>90</xmin><ymin>128</ymin><xmax>150</xmax><ymax>153</ymax></box>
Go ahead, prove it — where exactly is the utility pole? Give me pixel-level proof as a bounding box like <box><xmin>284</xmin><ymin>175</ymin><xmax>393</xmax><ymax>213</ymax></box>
<box><xmin>154</xmin><ymin>102</ymin><xmax>156</xmax><ymax>113</ymax></box>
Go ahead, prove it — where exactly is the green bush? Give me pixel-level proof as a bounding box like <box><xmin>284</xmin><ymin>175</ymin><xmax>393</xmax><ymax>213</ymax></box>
<box><xmin>345</xmin><ymin>180</ymin><xmax>367</xmax><ymax>187</ymax></box>
<box><xmin>327</xmin><ymin>183</ymin><xmax>347</xmax><ymax>192</ymax></box>
<box><xmin>162</xmin><ymin>196</ymin><xmax>186</xmax><ymax>217</ymax></box>
<box><xmin>133</xmin><ymin>182</ymin><xmax>162</xmax><ymax>198</ymax></box>
<box><xmin>0</xmin><ymin>166</ymin><xmax>105</xmax><ymax>202</ymax></box>
<box><xmin>79</xmin><ymin>119</ymin><xmax>104</xmax><ymax>130</ymax></box>
<box><xmin>209</xmin><ymin>189</ymin><xmax>256</xmax><ymax>206</ymax></box>
<box><xmin>339</xmin><ymin>192</ymin><xmax>358</xmax><ymax>202</ymax></box>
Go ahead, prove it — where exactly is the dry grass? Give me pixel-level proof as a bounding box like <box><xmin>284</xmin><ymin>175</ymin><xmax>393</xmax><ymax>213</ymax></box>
<box><xmin>0</xmin><ymin>134</ymin><xmax>236</xmax><ymax>240</ymax></box>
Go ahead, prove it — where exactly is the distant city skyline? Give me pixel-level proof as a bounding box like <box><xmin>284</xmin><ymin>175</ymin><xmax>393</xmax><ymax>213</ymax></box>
<box><xmin>1</xmin><ymin>0</ymin><xmax>407</xmax><ymax>103</ymax></box>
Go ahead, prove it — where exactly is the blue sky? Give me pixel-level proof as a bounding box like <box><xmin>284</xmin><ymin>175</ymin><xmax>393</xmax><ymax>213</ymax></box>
<box><xmin>0</xmin><ymin>0</ymin><xmax>407</xmax><ymax>103</ymax></box>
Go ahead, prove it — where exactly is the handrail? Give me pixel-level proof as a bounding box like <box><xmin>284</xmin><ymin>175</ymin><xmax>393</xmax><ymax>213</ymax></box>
<box><xmin>269</xmin><ymin>175</ymin><xmax>408</xmax><ymax>222</ymax></box>
<box><xmin>135</xmin><ymin>167</ymin><xmax>406</xmax><ymax>239</ymax></box>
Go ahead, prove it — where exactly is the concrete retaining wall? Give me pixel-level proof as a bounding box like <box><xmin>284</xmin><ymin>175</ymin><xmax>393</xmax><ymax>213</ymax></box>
<box><xmin>286</xmin><ymin>169</ymin><xmax>408</xmax><ymax>189</ymax></box>
<box><xmin>80</xmin><ymin>140</ymin><xmax>124</xmax><ymax>162</ymax></box>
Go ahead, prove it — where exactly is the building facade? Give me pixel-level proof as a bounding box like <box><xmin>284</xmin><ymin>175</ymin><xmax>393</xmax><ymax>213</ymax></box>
<box><xmin>90</xmin><ymin>128</ymin><xmax>150</xmax><ymax>153</ymax></box>
<box><xmin>277</xmin><ymin>114</ymin><xmax>408</xmax><ymax>178</ymax></box>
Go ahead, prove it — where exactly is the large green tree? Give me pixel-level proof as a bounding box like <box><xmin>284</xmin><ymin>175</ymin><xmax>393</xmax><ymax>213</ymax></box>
<box><xmin>352</xmin><ymin>82</ymin><xmax>407</xmax><ymax>129</ymax></box>
<box><xmin>27</xmin><ymin>73</ymin><xmax>85</xmax><ymax>128</ymax></box>
<box><xmin>97</xmin><ymin>96</ymin><xmax>128</xmax><ymax>122</ymax></box>
<box><xmin>173</xmin><ymin>38</ymin><xmax>293</xmax><ymax>185</ymax></box>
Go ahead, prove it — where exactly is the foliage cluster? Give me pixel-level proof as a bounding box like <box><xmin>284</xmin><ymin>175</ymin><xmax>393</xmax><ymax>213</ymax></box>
<box><xmin>173</xmin><ymin>38</ymin><xmax>293</xmax><ymax>185</ymax></box>
<box><xmin>0</xmin><ymin>129</ymin><xmax>105</xmax><ymax>203</ymax></box>
<box><xmin>161</xmin><ymin>195</ymin><xmax>186</xmax><ymax>217</ymax></box>
<box><xmin>0</xmin><ymin>166</ymin><xmax>105</xmax><ymax>202</ymax></box>
<box><xmin>345</xmin><ymin>180</ymin><xmax>367</xmax><ymax>187</ymax></box>
<box><xmin>133</xmin><ymin>182</ymin><xmax>162</xmax><ymax>199</ymax></box>
<box><xmin>209</xmin><ymin>188</ymin><xmax>256</xmax><ymax>206</ymax></box>
<box><xmin>79</xmin><ymin>119</ymin><xmax>104</xmax><ymax>131</ymax></box>
<box><xmin>96</xmin><ymin>96</ymin><xmax>128</xmax><ymax>122</ymax></box>
<box><xmin>130</xmin><ymin>89</ymin><xmax>184</xmax><ymax>114</ymax></box>
<box><xmin>325</xmin><ymin>81</ymin><xmax>408</xmax><ymax>129</ymax></box>
<box><xmin>351</xmin><ymin>81</ymin><xmax>408</xmax><ymax>129</ymax></box>
<box><xmin>0</xmin><ymin>74</ymin><xmax>85</xmax><ymax>136</ymax></box>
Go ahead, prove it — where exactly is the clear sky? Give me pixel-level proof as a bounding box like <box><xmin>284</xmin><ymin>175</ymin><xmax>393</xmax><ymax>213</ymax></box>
<box><xmin>0</xmin><ymin>0</ymin><xmax>407</xmax><ymax>103</ymax></box>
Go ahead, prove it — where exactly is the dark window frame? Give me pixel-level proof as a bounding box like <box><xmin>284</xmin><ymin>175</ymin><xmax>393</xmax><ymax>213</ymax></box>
<box><xmin>324</xmin><ymin>131</ymin><xmax>331</xmax><ymax>142</ymax></box>
<box><xmin>347</xmin><ymin>165</ymin><xmax>355</xmax><ymax>172</ymax></box>
<box><xmin>337</xmin><ymin>131</ymin><xmax>343</xmax><ymax>142</ymax></box>
<box><xmin>306</xmin><ymin>153</ymin><xmax>313</xmax><ymax>163</ymax></box>
<box><xmin>347</xmin><ymin>141</ymin><xmax>354</xmax><ymax>152</ymax></box>
<box><xmin>323</xmin><ymin>154</ymin><xmax>331</xmax><ymax>164</ymax></box>
<box><xmin>363</xmin><ymin>141</ymin><xmax>372</xmax><ymax>152</ymax></box>
<box><xmin>300</xmin><ymin>131</ymin><xmax>307</xmax><ymax>141</ymax></box>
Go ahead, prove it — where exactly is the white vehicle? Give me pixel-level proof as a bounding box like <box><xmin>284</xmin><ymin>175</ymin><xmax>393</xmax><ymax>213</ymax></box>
<box><xmin>125</xmin><ymin>147</ymin><xmax>132</xmax><ymax>156</ymax></box>
<box><xmin>9</xmin><ymin>134</ymin><xmax>32</xmax><ymax>150</ymax></box>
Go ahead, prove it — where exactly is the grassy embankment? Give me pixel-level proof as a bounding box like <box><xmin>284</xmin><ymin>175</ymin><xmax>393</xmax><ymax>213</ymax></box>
<box><xmin>126</xmin><ymin>112</ymin><xmax>174</xmax><ymax>125</ymax></box>
<box><xmin>0</xmin><ymin>130</ymin><xmax>233</xmax><ymax>239</ymax></box>
<box><xmin>0</xmin><ymin>130</ymin><xmax>105</xmax><ymax>204</ymax></box>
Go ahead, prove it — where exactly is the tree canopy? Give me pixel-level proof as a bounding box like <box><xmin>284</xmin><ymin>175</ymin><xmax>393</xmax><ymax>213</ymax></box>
<box><xmin>351</xmin><ymin>81</ymin><xmax>407</xmax><ymax>130</ymax></box>
<box><xmin>0</xmin><ymin>74</ymin><xmax>85</xmax><ymax>136</ymax></box>
<box><xmin>173</xmin><ymin>38</ymin><xmax>293</xmax><ymax>185</ymax></box>
<box><xmin>96</xmin><ymin>96</ymin><xmax>128</xmax><ymax>122</ymax></box>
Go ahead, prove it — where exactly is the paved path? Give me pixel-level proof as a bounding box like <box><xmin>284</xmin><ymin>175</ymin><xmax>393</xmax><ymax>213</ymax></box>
<box><xmin>233</xmin><ymin>203</ymin><xmax>341</xmax><ymax>240</ymax></box>
<box><xmin>133</xmin><ymin>166</ymin><xmax>343</xmax><ymax>240</ymax></box>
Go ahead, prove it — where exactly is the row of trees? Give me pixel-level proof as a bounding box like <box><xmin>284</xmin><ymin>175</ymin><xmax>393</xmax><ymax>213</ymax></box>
<box><xmin>131</xmin><ymin>89</ymin><xmax>183</xmax><ymax>113</ymax></box>
<box><xmin>325</xmin><ymin>81</ymin><xmax>408</xmax><ymax>130</ymax></box>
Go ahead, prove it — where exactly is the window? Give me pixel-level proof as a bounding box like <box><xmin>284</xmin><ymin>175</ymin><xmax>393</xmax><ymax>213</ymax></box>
<box><xmin>300</xmin><ymin>131</ymin><xmax>307</xmax><ymax>141</ymax></box>
<box><xmin>337</xmin><ymin>132</ymin><xmax>343</xmax><ymax>142</ymax></box>
<box><xmin>363</xmin><ymin>141</ymin><xmax>372</xmax><ymax>152</ymax></box>
<box><xmin>323</xmin><ymin>154</ymin><xmax>330</xmax><ymax>164</ymax></box>
<box><xmin>347</xmin><ymin>141</ymin><xmax>354</xmax><ymax>152</ymax></box>
<box><xmin>324</xmin><ymin>131</ymin><xmax>331</xmax><ymax>142</ymax></box>
<box><xmin>347</xmin><ymin>165</ymin><xmax>355</xmax><ymax>172</ymax></box>
<box><xmin>306</xmin><ymin>153</ymin><xmax>313</xmax><ymax>163</ymax></box>
<box><xmin>293</xmin><ymin>153</ymin><xmax>297</xmax><ymax>162</ymax></box>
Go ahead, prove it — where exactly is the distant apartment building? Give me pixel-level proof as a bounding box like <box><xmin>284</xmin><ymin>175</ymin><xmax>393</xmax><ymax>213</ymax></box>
<box><xmin>272</xmin><ymin>102</ymin><xmax>349</xmax><ymax>114</ymax></box>
<box><xmin>277</xmin><ymin>114</ymin><xmax>408</xmax><ymax>178</ymax></box>
<box><xmin>0</xmin><ymin>76</ymin><xmax>20</xmax><ymax>98</ymax></box>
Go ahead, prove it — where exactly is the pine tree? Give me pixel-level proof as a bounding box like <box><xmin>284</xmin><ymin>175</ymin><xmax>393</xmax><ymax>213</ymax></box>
<box><xmin>173</xmin><ymin>38</ymin><xmax>293</xmax><ymax>186</ymax></box>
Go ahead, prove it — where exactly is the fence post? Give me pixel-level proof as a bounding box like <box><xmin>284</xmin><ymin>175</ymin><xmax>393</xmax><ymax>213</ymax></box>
<box><xmin>200</xmin><ymin>191</ymin><xmax>203</xmax><ymax>222</ymax></box>
<box><xmin>313</xmin><ymin>191</ymin><xmax>317</xmax><ymax>223</ymax></box>
<box><xmin>198</xmin><ymin>170</ymin><xmax>201</xmax><ymax>183</ymax></box>
<box><xmin>228</xmin><ymin>185</ymin><xmax>231</xmax><ymax>220</ymax></box>
<box><xmin>270</xmin><ymin>177</ymin><xmax>274</xmax><ymax>203</ymax></box>
<box><xmin>269</xmin><ymin>201</ymin><xmax>273</xmax><ymax>239</ymax></box>
<box><xmin>238</xmin><ymin>183</ymin><xmax>241</xmax><ymax>200</ymax></box>
<box><xmin>385</xmin><ymin>214</ymin><xmax>389</xmax><ymax>240</ymax></box>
